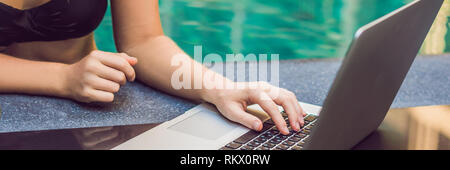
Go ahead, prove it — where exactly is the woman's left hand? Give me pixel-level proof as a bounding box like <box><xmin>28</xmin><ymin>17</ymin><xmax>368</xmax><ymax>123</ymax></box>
<box><xmin>202</xmin><ymin>82</ymin><xmax>306</xmax><ymax>135</ymax></box>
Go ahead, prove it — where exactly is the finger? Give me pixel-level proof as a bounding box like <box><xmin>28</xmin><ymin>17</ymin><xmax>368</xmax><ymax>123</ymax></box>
<box><xmin>87</xmin><ymin>75</ymin><xmax>121</xmax><ymax>93</ymax></box>
<box><xmin>87</xmin><ymin>88</ymin><xmax>115</xmax><ymax>103</ymax></box>
<box><xmin>101</xmin><ymin>51</ymin><xmax>137</xmax><ymax>65</ymax></box>
<box><xmin>269</xmin><ymin>88</ymin><xmax>305</xmax><ymax>127</ymax></box>
<box><xmin>296</xmin><ymin>101</ymin><xmax>307</xmax><ymax>117</ymax></box>
<box><xmin>96</xmin><ymin>64</ymin><xmax>127</xmax><ymax>85</ymax></box>
<box><xmin>284</xmin><ymin>90</ymin><xmax>305</xmax><ymax>126</ymax></box>
<box><xmin>94</xmin><ymin>51</ymin><xmax>136</xmax><ymax>81</ymax></box>
<box><xmin>118</xmin><ymin>53</ymin><xmax>138</xmax><ymax>66</ymax></box>
<box><xmin>286</xmin><ymin>91</ymin><xmax>306</xmax><ymax>117</ymax></box>
<box><xmin>266</xmin><ymin>87</ymin><xmax>301</xmax><ymax>131</ymax></box>
<box><xmin>249</xmin><ymin>91</ymin><xmax>289</xmax><ymax>135</ymax></box>
<box><xmin>292</xmin><ymin>100</ymin><xmax>305</xmax><ymax>127</ymax></box>
<box><xmin>290</xmin><ymin>97</ymin><xmax>306</xmax><ymax>125</ymax></box>
<box><xmin>287</xmin><ymin>92</ymin><xmax>302</xmax><ymax>116</ymax></box>
<box><xmin>271</xmin><ymin>92</ymin><xmax>301</xmax><ymax>132</ymax></box>
<box><xmin>218</xmin><ymin>103</ymin><xmax>262</xmax><ymax>131</ymax></box>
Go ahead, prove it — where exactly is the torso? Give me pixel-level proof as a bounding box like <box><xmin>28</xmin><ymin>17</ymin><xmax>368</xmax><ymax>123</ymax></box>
<box><xmin>4</xmin><ymin>34</ymin><xmax>97</xmax><ymax>64</ymax></box>
<box><xmin>0</xmin><ymin>0</ymin><xmax>104</xmax><ymax>64</ymax></box>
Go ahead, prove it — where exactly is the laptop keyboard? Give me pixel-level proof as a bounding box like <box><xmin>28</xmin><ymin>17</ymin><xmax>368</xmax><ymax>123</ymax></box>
<box><xmin>220</xmin><ymin>111</ymin><xmax>318</xmax><ymax>150</ymax></box>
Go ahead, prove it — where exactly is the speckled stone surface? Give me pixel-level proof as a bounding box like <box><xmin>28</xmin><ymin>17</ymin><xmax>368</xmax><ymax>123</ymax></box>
<box><xmin>0</xmin><ymin>55</ymin><xmax>449</xmax><ymax>133</ymax></box>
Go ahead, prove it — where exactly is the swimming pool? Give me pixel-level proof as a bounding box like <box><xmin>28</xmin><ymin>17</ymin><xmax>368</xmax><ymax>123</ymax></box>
<box><xmin>94</xmin><ymin>0</ymin><xmax>450</xmax><ymax>60</ymax></box>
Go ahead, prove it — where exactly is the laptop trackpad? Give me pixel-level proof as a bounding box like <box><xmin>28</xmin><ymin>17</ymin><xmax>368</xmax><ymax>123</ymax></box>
<box><xmin>168</xmin><ymin>109</ymin><xmax>240</xmax><ymax>140</ymax></box>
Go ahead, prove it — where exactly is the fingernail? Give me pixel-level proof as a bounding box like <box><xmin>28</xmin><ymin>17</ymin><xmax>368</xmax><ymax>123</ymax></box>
<box><xmin>298</xmin><ymin>117</ymin><xmax>304</xmax><ymax>127</ymax></box>
<box><xmin>127</xmin><ymin>57</ymin><xmax>138</xmax><ymax>65</ymax></box>
<box><xmin>282</xmin><ymin>126</ymin><xmax>289</xmax><ymax>134</ymax></box>
<box><xmin>295</xmin><ymin>122</ymin><xmax>301</xmax><ymax>131</ymax></box>
<box><xmin>253</xmin><ymin>121</ymin><xmax>261</xmax><ymax>131</ymax></box>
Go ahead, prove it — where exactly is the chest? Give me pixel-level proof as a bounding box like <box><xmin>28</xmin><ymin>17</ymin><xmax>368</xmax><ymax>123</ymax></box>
<box><xmin>0</xmin><ymin>0</ymin><xmax>51</xmax><ymax>10</ymax></box>
<box><xmin>0</xmin><ymin>0</ymin><xmax>107</xmax><ymax>46</ymax></box>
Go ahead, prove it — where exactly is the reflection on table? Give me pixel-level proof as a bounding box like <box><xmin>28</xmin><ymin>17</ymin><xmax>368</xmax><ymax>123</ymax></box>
<box><xmin>0</xmin><ymin>106</ymin><xmax>448</xmax><ymax>150</ymax></box>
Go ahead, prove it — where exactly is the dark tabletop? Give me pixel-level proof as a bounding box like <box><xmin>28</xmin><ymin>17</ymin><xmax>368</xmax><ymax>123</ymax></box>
<box><xmin>0</xmin><ymin>55</ymin><xmax>449</xmax><ymax>134</ymax></box>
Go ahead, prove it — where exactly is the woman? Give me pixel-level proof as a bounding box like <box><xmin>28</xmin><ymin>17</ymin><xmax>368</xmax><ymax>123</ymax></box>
<box><xmin>0</xmin><ymin>0</ymin><xmax>305</xmax><ymax>135</ymax></box>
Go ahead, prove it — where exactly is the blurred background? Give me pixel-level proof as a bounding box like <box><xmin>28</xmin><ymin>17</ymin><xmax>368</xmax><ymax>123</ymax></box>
<box><xmin>94</xmin><ymin>0</ymin><xmax>450</xmax><ymax>61</ymax></box>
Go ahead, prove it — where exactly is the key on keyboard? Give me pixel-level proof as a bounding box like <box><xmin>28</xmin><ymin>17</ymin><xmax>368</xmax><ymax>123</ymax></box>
<box><xmin>222</xmin><ymin>113</ymin><xmax>318</xmax><ymax>150</ymax></box>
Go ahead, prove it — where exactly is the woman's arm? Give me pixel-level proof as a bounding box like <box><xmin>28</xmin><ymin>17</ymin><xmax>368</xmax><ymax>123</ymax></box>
<box><xmin>111</xmin><ymin>0</ymin><xmax>306</xmax><ymax>134</ymax></box>
<box><xmin>0</xmin><ymin>53</ymin><xmax>67</xmax><ymax>96</ymax></box>
<box><xmin>110</xmin><ymin>0</ymin><xmax>211</xmax><ymax>101</ymax></box>
<box><xmin>0</xmin><ymin>50</ymin><xmax>138</xmax><ymax>103</ymax></box>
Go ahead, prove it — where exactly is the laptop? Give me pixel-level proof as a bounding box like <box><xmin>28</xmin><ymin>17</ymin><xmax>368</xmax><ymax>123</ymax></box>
<box><xmin>113</xmin><ymin>0</ymin><xmax>444</xmax><ymax>150</ymax></box>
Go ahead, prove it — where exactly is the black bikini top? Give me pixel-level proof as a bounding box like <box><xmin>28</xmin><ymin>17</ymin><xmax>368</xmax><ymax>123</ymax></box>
<box><xmin>0</xmin><ymin>0</ymin><xmax>107</xmax><ymax>46</ymax></box>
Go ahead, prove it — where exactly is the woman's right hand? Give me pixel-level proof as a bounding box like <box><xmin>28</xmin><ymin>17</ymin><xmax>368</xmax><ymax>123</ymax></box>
<box><xmin>61</xmin><ymin>50</ymin><xmax>138</xmax><ymax>103</ymax></box>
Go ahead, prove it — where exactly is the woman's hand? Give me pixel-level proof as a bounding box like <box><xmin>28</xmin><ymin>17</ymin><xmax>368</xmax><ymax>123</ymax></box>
<box><xmin>203</xmin><ymin>82</ymin><xmax>306</xmax><ymax>135</ymax></box>
<box><xmin>61</xmin><ymin>50</ymin><xmax>137</xmax><ymax>103</ymax></box>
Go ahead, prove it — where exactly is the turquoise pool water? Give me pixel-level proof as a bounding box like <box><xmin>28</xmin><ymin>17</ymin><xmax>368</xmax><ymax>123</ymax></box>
<box><xmin>94</xmin><ymin>0</ymin><xmax>450</xmax><ymax>60</ymax></box>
